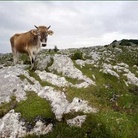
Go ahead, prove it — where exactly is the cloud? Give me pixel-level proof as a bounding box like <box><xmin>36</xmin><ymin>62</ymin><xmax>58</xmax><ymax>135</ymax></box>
<box><xmin>0</xmin><ymin>1</ymin><xmax>138</xmax><ymax>53</ymax></box>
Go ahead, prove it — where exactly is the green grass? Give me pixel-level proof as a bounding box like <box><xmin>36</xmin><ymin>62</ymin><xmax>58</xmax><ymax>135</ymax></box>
<box><xmin>15</xmin><ymin>91</ymin><xmax>55</xmax><ymax>122</ymax></box>
<box><xmin>20</xmin><ymin>54</ymin><xmax>30</xmax><ymax>64</ymax></box>
<box><xmin>60</xmin><ymin>61</ymin><xmax>138</xmax><ymax>138</ymax></box>
<box><xmin>1</xmin><ymin>46</ymin><xmax>138</xmax><ymax>137</ymax></box>
<box><xmin>116</xmin><ymin>46</ymin><xmax>138</xmax><ymax>66</ymax></box>
<box><xmin>0</xmin><ymin>96</ymin><xmax>17</xmax><ymax>118</ymax></box>
<box><xmin>65</xmin><ymin>76</ymin><xmax>84</xmax><ymax>85</ymax></box>
<box><xmin>27</xmin><ymin>111</ymin><xmax>135</xmax><ymax>138</ymax></box>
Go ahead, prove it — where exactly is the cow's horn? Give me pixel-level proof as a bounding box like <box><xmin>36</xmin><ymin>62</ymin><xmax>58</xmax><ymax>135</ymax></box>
<box><xmin>34</xmin><ymin>25</ymin><xmax>38</xmax><ymax>29</ymax></box>
<box><xmin>47</xmin><ymin>26</ymin><xmax>51</xmax><ymax>29</ymax></box>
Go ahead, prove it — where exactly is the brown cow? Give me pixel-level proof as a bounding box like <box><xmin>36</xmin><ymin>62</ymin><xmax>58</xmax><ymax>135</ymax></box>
<box><xmin>10</xmin><ymin>25</ymin><xmax>54</xmax><ymax>69</ymax></box>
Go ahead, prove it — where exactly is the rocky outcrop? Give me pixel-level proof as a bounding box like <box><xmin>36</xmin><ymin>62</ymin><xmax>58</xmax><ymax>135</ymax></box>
<box><xmin>49</xmin><ymin>54</ymin><xmax>96</xmax><ymax>87</ymax></box>
<box><xmin>0</xmin><ymin>56</ymin><xmax>98</xmax><ymax>137</ymax></box>
<box><xmin>0</xmin><ymin>66</ymin><xmax>27</xmax><ymax>104</ymax></box>
<box><xmin>0</xmin><ymin>45</ymin><xmax>138</xmax><ymax>137</ymax></box>
<box><xmin>0</xmin><ymin>110</ymin><xmax>53</xmax><ymax>138</ymax></box>
<box><xmin>67</xmin><ymin>115</ymin><xmax>87</xmax><ymax>127</ymax></box>
<box><xmin>124</xmin><ymin>71</ymin><xmax>138</xmax><ymax>86</ymax></box>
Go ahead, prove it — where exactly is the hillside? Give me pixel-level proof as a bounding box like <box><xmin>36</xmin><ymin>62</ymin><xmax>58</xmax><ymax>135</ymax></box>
<box><xmin>108</xmin><ymin>39</ymin><xmax>138</xmax><ymax>47</ymax></box>
<box><xmin>0</xmin><ymin>45</ymin><xmax>138</xmax><ymax>138</ymax></box>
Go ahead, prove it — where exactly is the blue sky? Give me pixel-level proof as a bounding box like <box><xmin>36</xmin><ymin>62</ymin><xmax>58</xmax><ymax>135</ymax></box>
<box><xmin>0</xmin><ymin>1</ymin><xmax>138</xmax><ymax>53</ymax></box>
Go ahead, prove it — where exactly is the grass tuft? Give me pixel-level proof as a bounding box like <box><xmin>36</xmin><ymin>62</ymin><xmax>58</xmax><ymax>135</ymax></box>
<box><xmin>14</xmin><ymin>91</ymin><xmax>55</xmax><ymax>122</ymax></box>
<box><xmin>0</xmin><ymin>96</ymin><xmax>17</xmax><ymax>118</ymax></box>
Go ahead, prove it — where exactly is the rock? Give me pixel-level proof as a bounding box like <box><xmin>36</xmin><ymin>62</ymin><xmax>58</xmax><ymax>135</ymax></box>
<box><xmin>67</xmin><ymin>115</ymin><xmax>87</xmax><ymax>127</ymax></box>
<box><xmin>38</xmin><ymin>86</ymin><xmax>69</xmax><ymax>121</ymax></box>
<box><xmin>29</xmin><ymin>121</ymin><xmax>53</xmax><ymax>136</ymax></box>
<box><xmin>89</xmin><ymin>51</ymin><xmax>101</xmax><ymax>61</ymax></box>
<box><xmin>100</xmin><ymin>63</ymin><xmax>120</xmax><ymax>79</ymax></box>
<box><xmin>49</xmin><ymin>54</ymin><xmax>95</xmax><ymax>87</ymax></box>
<box><xmin>124</xmin><ymin>71</ymin><xmax>138</xmax><ymax>86</ymax></box>
<box><xmin>35</xmin><ymin>70</ymin><xmax>71</xmax><ymax>87</ymax></box>
<box><xmin>101</xmin><ymin>68</ymin><xmax>120</xmax><ymax>79</ymax></box>
<box><xmin>0</xmin><ymin>110</ymin><xmax>26</xmax><ymax>138</ymax></box>
<box><xmin>75</xmin><ymin>59</ymin><xmax>94</xmax><ymax>68</ymax></box>
<box><xmin>0</xmin><ymin>110</ymin><xmax>53</xmax><ymax>138</ymax></box>
<box><xmin>38</xmin><ymin>87</ymin><xmax>98</xmax><ymax>121</ymax></box>
<box><xmin>35</xmin><ymin>53</ymin><xmax>52</xmax><ymax>70</ymax></box>
<box><xmin>65</xmin><ymin>97</ymin><xmax>98</xmax><ymax>114</ymax></box>
<box><xmin>0</xmin><ymin>66</ymin><xmax>27</xmax><ymax>103</ymax></box>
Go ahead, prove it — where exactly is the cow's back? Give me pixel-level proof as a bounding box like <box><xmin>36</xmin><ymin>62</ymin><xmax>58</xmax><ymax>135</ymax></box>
<box><xmin>10</xmin><ymin>31</ymin><xmax>35</xmax><ymax>53</ymax></box>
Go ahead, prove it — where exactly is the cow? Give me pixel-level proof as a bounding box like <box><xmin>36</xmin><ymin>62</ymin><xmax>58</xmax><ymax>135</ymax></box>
<box><xmin>10</xmin><ymin>25</ymin><xmax>54</xmax><ymax>70</ymax></box>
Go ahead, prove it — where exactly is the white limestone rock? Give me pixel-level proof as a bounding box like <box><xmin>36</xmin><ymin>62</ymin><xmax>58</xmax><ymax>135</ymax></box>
<box><xmin>100</xmin><ymin>63</ymin><xmax>120</xmax><ymax>79</ymax></box>
<box><xmin>124</xmin><ymin>71</ymin><xmax>138</xmax><ymax>86</ymax></box>
<box><xmin>35</xmin><ymin>54</ymin><xmax>52</xmax><ymax>70</ymax></box>
<box><xmin>0</xmin><ymin>110</ymin><xmax>26</xmax><ymax>138</ymax></box>
<box><xmin>0</xmin><ymin>110</ymin><xmax>53</xmax><ymax>138</ymax></box>
<box><xmin>0</xmin><ymin>66</ymin><xmax>27</xmax><ymax>103</ymax></box>
<box><xmin>29</xmin><ymin>121</ymin><xmax>53</xmax><ymax>136</ymax></box>
<box><xmin>75</xmin><ymin>59</ymin><xmax>94</xmax><ymax>68</ymax></box>
<box><xmin>49</xmin><ymin>54</ymin><xmax>95</xmax><ymax>87</ymax></box>
<box><xmin>113</xmin><ymin>63</ymin><xmax>129</xmax><ymax>73</ymax></box>
<box><xmin>101</xmin><ymin>68</ymin><xmax>120</xmax><ymax>79</ymax></box>
<box><xmin>65</xmin><ymin>97</ymin><xmax>98</xmax><ymax>114</ymax></box>
<box><xmin>67</xmin><ymin>115</ymin><xmax>87</xmax><ymax>127</ymax></box>
<box><xmin>38</xmin><ymin>86</ymin><xmax>69</xmax><ymax>121</ymax></box>
<box><xmin>89</xmin><ymin>51</ymin><xmax>101</xmax><ymax>61</ymax></box>
<box><xmin>38</xmin><ymin>87</ymin><xmax>98</xmax><ymax>121</ymax></box>
<box><xmin>35</xmin><ymin>70</ymin><xmax>71</xmax><ymax>87</ymax></box>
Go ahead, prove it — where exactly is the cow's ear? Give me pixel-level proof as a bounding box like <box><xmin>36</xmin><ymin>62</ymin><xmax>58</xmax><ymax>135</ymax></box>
<box><xmin>47</xmin><ymin>30</ymin><xmax>54</xmax><ymax>35</ymax></box>
<box><xmin>31</xmin><ymin>29</ymin><xmax>38</xmax><ymax>36</ymax></box>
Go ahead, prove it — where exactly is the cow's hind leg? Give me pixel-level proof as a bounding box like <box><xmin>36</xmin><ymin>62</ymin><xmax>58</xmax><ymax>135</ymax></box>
<box><xmin>12</xmin><ymin>47</ymin><xmax>19</xmax><ymax>65</ymax></box>
<box><xmin>10</xmin><ymin>37</ymin><xmax>19</xmax><ymax>65</ymax></box>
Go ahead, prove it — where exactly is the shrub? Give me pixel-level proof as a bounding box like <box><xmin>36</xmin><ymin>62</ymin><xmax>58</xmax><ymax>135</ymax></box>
<box><xmin>53</xmin><ymin>46</ymin><xmax>59</xmax><ymax>53</ymax></box>
<box><xmin>71</xmin><ymin>51</ymin><xmax>83</xmax><ymax>60</ymax></box>
<box><xmin>120</xmin><ymin>39</ymin><xmax>131</xmax><ymax>46</ymax></box>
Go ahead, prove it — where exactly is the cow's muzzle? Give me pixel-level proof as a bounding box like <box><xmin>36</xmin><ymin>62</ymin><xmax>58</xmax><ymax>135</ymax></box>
<box><xmin>42</xmin><ymin>43</ymin><xmax>46</xmax><ymax>47</ymax></box>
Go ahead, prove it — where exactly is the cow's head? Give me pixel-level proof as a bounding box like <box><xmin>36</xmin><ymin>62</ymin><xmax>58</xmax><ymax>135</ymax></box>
<box><xmin>34</xmin><ymin>25</ymin><xmax>54</xmax><ymax>47</ymax></box>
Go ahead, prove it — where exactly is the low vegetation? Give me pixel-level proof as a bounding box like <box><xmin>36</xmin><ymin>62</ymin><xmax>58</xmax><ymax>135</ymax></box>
<box><xmin>15</xmin><ymin>91</ymin><xmax>55</xmax><ymax>122</ymax></box>
<box><xmin>71</xmin><ymin>50</ymin><xmax>84</xmax><ymax>60</ymax></box>
<box><xmin>0</xmin><ymin>96</ymin><xmax>17</xmax><ymax>118</ymax></box>
<box><xmin>0</xmin><ymin>44</ymin><xmax>138</xmax><ymax>138</ymax></box>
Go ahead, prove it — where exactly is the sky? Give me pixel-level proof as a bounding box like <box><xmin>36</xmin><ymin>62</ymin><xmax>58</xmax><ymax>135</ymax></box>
<box><xmin>0</xmin><ymin>1</ymin><xmax>138</xmax><ymax>53</ymax></box>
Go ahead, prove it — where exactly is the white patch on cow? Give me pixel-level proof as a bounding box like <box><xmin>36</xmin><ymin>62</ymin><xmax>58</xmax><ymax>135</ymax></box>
<box><xmin>31</xmin><ymin>46</ymin><xmax>41</xmax><ymax>55</ymax></box>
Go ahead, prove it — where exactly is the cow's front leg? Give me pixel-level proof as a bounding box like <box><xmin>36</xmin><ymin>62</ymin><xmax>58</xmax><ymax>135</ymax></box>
<box><xmin>29</xmin><ymin>53</ymin><xmax>36</xmax><ymax>70</ymax></box>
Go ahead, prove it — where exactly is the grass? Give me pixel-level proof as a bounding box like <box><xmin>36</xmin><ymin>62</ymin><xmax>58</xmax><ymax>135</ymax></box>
<box><xmin>27</xmin><ymin>111</ymin><xmax>135</xmax><ymax>138</ymax></box>
<box><xmin>62</xmin><ymin>60</ymin><xmax>138</xmax><ymax>138</ymax></box>
<box><xmin>24</xmin><ymin>48</ymin><xmax>138</xmax><ymax>137</ymax></box>
<box><xmin>0</xmin><ymin>96</ymin><xmax>17</xmax><ymax>118</ymax></box>
<box><xmin>14</xmin><ymin>91</ymin><xmax>55</xmax><ymax>122</ymax></box>
<box><xmin>116</xmin><ymin>46</ymin><xmax>138</xmax><ymax>67</ymax></box>
<box><xmin>1</xmin><ymin>46</ymin><xmax>138</xmax><ymax>138</ymax></box>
